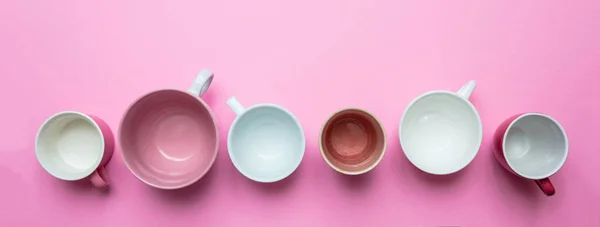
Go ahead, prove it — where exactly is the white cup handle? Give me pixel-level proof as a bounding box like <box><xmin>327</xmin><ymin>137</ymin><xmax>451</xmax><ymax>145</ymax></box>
<box><xmin>227</xmin><ymin>97</ymin><xmax>245</xmax><ymax>116</ymax></box>
<box><xmin>456</xmin><ymin>80</ymin><xmax>476</xmax><ymax>100</ymax></box>
<box><xmin>188</xmin><ymin>69</ymin><xmax>214</xmax><ymax>97</ymax></box>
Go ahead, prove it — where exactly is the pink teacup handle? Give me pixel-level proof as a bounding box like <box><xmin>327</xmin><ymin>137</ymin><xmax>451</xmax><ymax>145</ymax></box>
<box><xmin>535</xmin><ymin>178</ymin><xmax>555</xmax><ymax>196</ymax></box>
<box><xmin>89</xmin><ymin>166</ymin><xmax>109</xmax><ymax>189</ymax></box>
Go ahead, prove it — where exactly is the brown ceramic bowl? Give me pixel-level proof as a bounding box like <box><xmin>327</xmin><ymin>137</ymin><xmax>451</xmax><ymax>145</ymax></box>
<box><xmin>319</xmin><ymin>108</ymin><xmax>386</xmax><ymax>175</ymax></box>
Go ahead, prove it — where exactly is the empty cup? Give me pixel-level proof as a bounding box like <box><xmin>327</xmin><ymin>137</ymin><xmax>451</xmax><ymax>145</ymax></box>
<box><xmin>226</xmin><ymin>97</ymin><xmax>305</xmax><ymax>183</ymax></box>
<box><xmin>36</xmin><ymin>111</ymin><xmax>115</xmax><ymax>189</ymax></box>
<box><xmin>319</xmin><ymin>108</ymin><xmax>386</xmax><ymax>175</ymax></box>
<box><xmin>119</xmin><ymin>70</ymin><xmax>219</xmax><ymax>189</ymax></box>
<box><xmin>493</xmin><ymin>113</ymin><xmax>568</xmax><ymax>196</ymax></box>
<box><xmin>400</xmin><ymin>80</ymin><xmax>482</xmax><ymax>175</ymax></box>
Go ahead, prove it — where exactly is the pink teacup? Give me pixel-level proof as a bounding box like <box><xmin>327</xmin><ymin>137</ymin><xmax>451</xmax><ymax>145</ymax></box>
<box><xmin>36</xmin><ymin>111</ymin><xmax>115</xmax><ymax>189</ymax></box>
<box><xmin>493</xmin><ymin>113</ymin><xmax>568</xmax><ymax>196</ymax></box>
<box><xmin>119</xmin><ymin>69</ymin><xmax>219</xmax><ymax>189</ymax></box>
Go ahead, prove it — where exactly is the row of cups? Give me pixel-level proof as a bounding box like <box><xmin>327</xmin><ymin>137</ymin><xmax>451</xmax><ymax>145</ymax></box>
<box><xmin>35</xmin><ymin>70</ymin><xmax>568</xmax><ymax>196</ymax></box>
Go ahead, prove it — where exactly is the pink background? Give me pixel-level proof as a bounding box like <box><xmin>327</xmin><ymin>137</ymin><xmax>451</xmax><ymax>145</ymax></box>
<box><xmin>1</xmin><ymin>0</ymin><xmax>599</xmax><ymax>226</ymax></box>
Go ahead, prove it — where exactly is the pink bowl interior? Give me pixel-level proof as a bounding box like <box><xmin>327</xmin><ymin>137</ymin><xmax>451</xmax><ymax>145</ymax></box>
<box><xmin>120</xmin><ymin>90</ymin><xmax>218</xmax><ymax>189</ymax></box>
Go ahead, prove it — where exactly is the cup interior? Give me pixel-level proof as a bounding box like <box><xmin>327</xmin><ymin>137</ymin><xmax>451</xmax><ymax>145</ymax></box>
<box><xmin>320</xmin><ymin>109</ymin><xmax>386</xmax><ymax>174</ymax></box>
<box><xmin>400</xmin><ymin>92</ymin><xmax>482</xmax><ymax>174</ymax></box>
<box><xmin>36</xmin><ymin>112</ymin><xmax>104</xmax><ymax>180</ymax></box>
<box><xmin>504</xmin><ymin>114</ymin><xmax>567</xmax><ymax>179</ymax></box>
<box><xmin>119</xmin><ymin>90</ymin><xmax>218</xmax><ymax>189</ymax></box>
<box><xmin>228</xmin><ymin>105</ymin><xmax>305</xmax><ymax>183</ymax></box>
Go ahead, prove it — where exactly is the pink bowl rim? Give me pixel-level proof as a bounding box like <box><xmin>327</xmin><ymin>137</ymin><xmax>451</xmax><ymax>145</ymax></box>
<box><xmin>118</xmin><ymin>89</ymin><xmax>220</xmax><ymax>190</ymax></box>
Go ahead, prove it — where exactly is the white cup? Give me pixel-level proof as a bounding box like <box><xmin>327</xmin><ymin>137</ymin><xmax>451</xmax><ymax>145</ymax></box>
<box><xmin>36</xmin><ymin>111</ymin><xmax>115</xmax><ymax>188</ymax></box>
<box><xmin>400</xmin><ymin>80</ymin><xmax>483</xmax><ymax>175</ymax></box>
<box><xmin>226</xmin><ymin>97</ymin><xmax>306</xmax><ymax>183</ymax></box>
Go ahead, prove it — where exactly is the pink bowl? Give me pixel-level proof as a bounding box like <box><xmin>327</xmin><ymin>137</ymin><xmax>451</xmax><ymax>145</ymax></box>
<box><xmin>119</xmin><ymin>89</ymin><xmax>219</xmax><ymax>189</ymax></box>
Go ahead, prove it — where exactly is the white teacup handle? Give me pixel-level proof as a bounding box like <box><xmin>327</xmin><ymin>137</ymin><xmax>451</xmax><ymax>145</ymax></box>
<box><xmin>456</xmin><ymin>80</ymin><xmax>476</xmax><ymax>100</ymax></box>
<box><xmin>227</xmin><ymin>97</ymin><xmax>245</xmax><ymax>116</ymax></box>
<box><xmin>188</xmin><ymin>69</ymin><xmax>214</xmax><ymax>97</ymax></box>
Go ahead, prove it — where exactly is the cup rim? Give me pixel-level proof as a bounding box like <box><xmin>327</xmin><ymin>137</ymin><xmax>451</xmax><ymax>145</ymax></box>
<box><xmin>502</xmin><ymin>112</ymin><xmax>569</xmax><ymax>180</ymax></box>
<box><xmin>318</xmin><ymin>107</ymin><xmax>387</xmax><ymax>175</ymax></box>
<box><xmin>399</xmin><ymin>90</ymin><xmax>483</xmax><ymax>175</ymax></box>
<box><xmin>118</xmin><ymin>89</ymin><xmax>220</xmax><ymax>190</ymax></box>
<box><xmin>35</xmin><ymin>111</ymin><xmax>105</xmax><ymax>181</ymax></box>
<box><xmin>227</xmin><ymin>103</ymin><xmax>306</xmax><ymax>183</ymax></box>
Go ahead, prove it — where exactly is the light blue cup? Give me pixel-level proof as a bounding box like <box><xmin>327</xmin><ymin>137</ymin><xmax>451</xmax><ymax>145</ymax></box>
<box><xmin>226</xmin><ymin>97</ymin><xmax>305</xmax><ymax>183</ymax></box>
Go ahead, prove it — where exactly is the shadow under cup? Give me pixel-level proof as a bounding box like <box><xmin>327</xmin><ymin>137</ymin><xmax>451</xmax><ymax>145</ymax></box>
<box><xmin>320</xmin><ymin>109</ymin><xmax>386</xmax><ymax>174</ymax></box>
<box><xmin>119</xmin><ymin>90</ymin><xmax>219</xmax><ymax>189</ymax></box>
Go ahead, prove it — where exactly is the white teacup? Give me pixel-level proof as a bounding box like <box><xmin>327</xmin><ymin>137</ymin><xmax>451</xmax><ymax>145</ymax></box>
<box><xmin>400</xmin><ymin>80</ymin><xmax>483</xmax><ymax>175</ymax></box>
<box><xmin>226</xmin><ymin>97</ymin><xmax>305</xmax><ymax>183</ymax></box>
